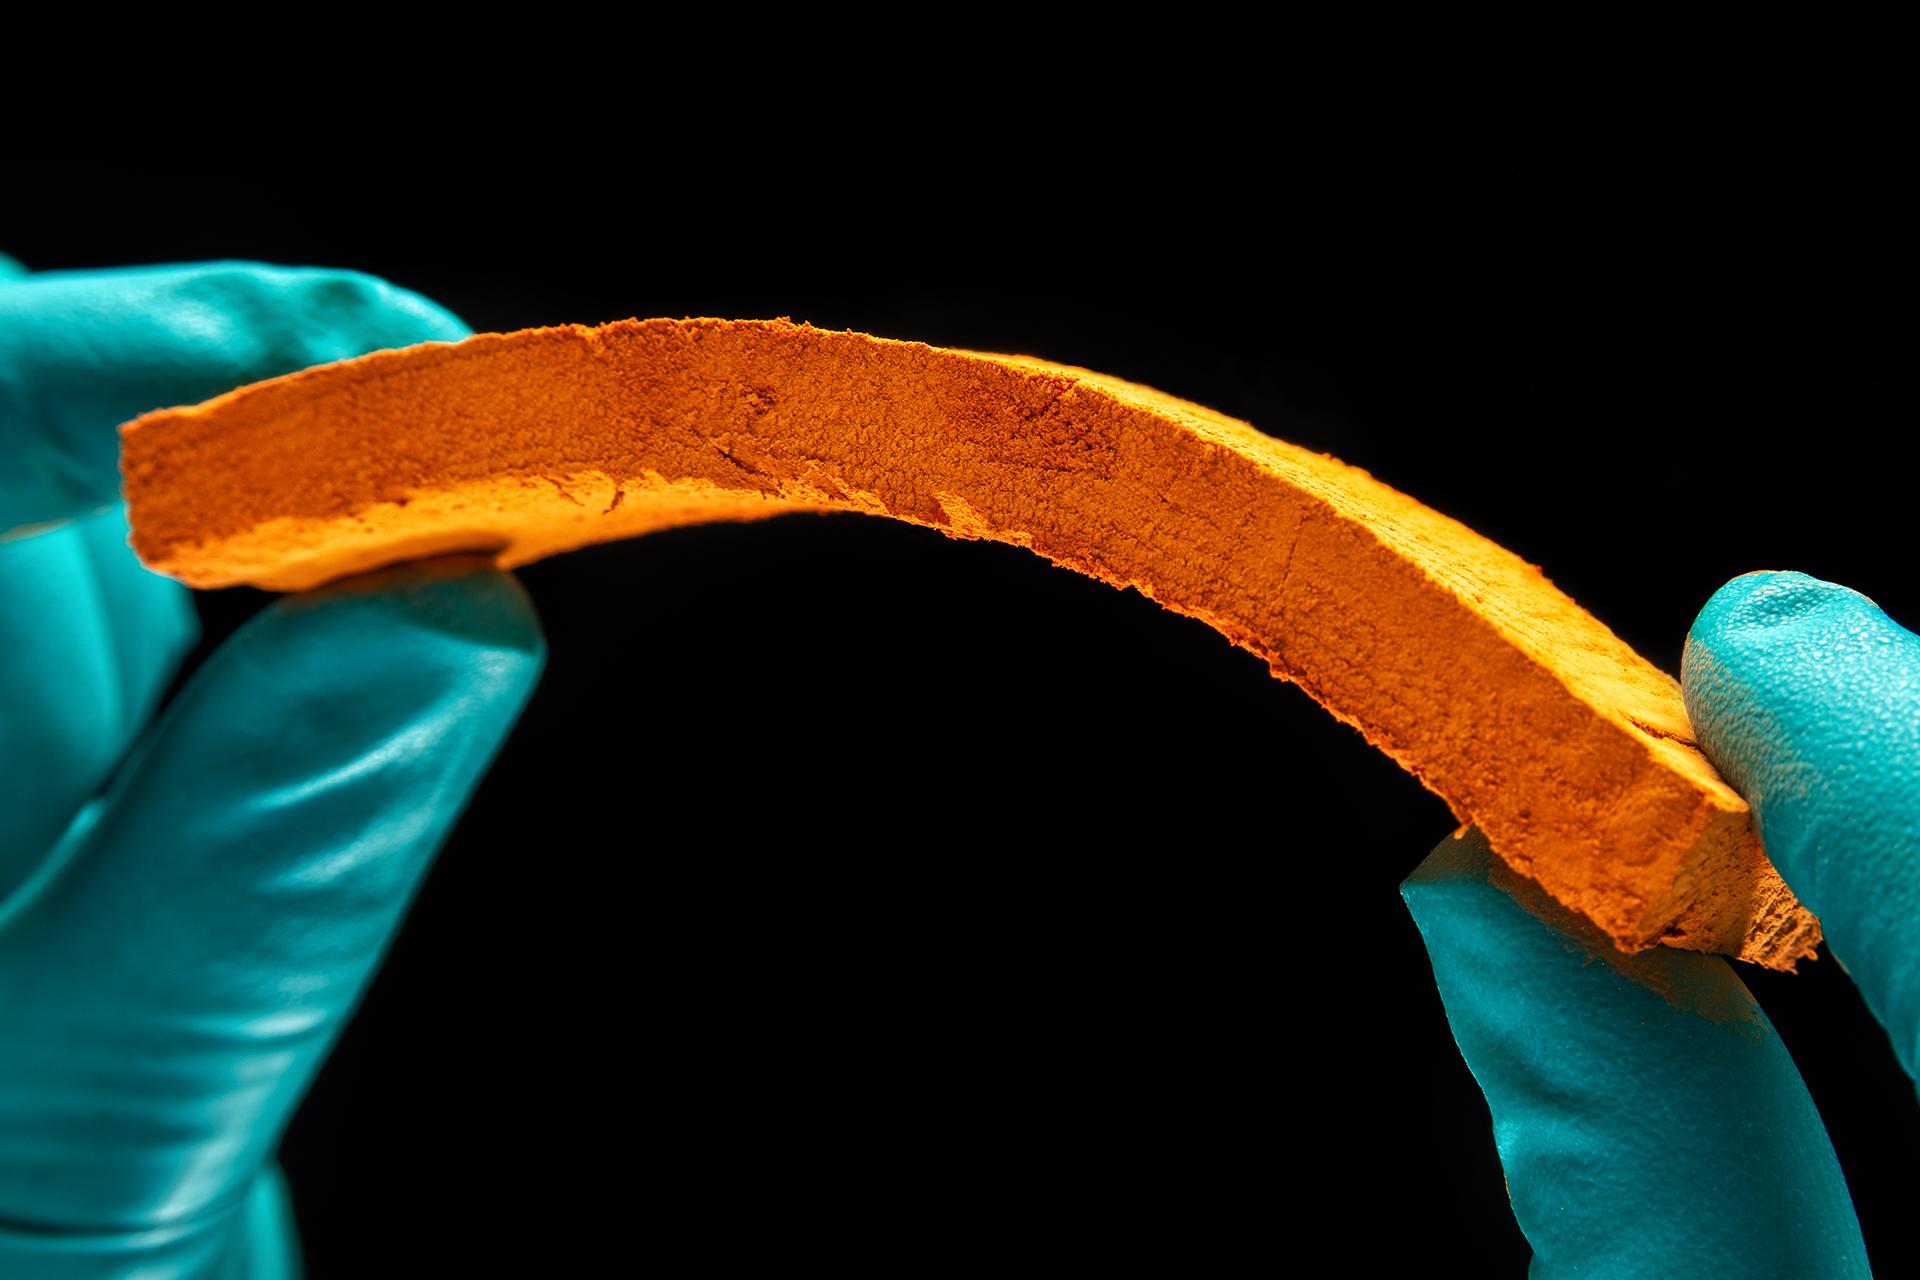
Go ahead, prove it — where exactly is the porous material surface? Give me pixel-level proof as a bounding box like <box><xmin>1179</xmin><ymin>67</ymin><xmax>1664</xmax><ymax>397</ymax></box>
<box><xmin>119</xmin><ymin>317</ymin><xmax>1819</xmax><ymax>968</ymax></box>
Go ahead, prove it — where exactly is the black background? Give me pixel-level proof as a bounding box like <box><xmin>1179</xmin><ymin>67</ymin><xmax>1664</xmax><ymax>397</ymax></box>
<box><xmin>6</xmin><ymin>13</ymin><xmax>1917</xmax><ymax>1274</ymax></box>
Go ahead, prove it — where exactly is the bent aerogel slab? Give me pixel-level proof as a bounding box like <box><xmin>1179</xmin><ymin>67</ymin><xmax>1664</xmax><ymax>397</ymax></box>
<box><xmin>119</xmin><ymin>317</ymin><xmax>1820</xmax><ymax>969</ymax></box>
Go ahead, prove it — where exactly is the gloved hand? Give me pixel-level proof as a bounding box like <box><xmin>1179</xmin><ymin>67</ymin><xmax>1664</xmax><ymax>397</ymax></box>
<box><xmin>0</xmin><ymin>256</ymin><xmax>546</xmax><ymax>1278</ymax></box>
<box><xmin>1404</xmin><ymin>570</ymin><xmax>1920</xmax><ymax>1277</ymax></box>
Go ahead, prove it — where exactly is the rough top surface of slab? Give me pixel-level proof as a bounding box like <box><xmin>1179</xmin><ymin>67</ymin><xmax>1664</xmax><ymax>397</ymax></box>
<box><xmin>119</xmin><ymin>317</ymin><xmax>1820</xmax><ymax>969</ymax></box>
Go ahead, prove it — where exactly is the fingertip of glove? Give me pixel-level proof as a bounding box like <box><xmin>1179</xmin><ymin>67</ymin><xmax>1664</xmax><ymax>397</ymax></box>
<box><xmin>1399</xmin><ymin>827</ymin><xmax>1536</xmax><ymax>960</ymax></box>
<box><xmin>1687</xmin><ymin>571</ymin><xmax>1875</xmax><ymax>653</ymax></box>
<box><xmin>1400</xmin><ymin>824</ymin><xmax>1488</xmax><ymax>896</ymax></box>
<box><xmin>168</xmin><ymin>260</ymin><xmax>471</xmax><ymax>361</ymax></box>
<box><xmin>209</xmin><ymin>262</ymin><xmax>468</xmax><ymax>347</ymax></box>
<box><xmin>1680</xmin><ymin>570</ymin><xmax>1910</xmax><ymax>782</ymax></box>
<box><xmin>283</xmin><ymin>554</ymin><xmax>545</xmax><ymax>659</ymax></box>
<box><xmin>278</xmin><ymin>264</ymin><xmax>471</xmax><ymax>347</ymax></box>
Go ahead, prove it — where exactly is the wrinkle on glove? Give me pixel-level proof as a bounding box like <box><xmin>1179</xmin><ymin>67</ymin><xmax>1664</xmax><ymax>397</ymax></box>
<box><xmin>1684</xmin><ymin>571</ymin><xmax>1920</xmax><ymax>1079</ymax></box>
<box><xmin>0</xmin><ymin>1169</ymin><xmax>299</xmax><ymax>1280</ymax></box>
<box><xmin>1403</xmin><ymin>827</ymin><xmax>1866</xmax><ymax>1279</ymax></box>
<box><xmin>0</xmin><ymin>507</ymin><xmax>195</xmax><ymax>896</ymax></box>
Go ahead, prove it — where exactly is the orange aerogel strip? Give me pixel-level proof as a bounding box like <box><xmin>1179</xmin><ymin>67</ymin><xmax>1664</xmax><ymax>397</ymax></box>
<box><xmin>118</xmin><ymin>317</ymin><xmax>1820</xmax><ymax>969</ymax></box>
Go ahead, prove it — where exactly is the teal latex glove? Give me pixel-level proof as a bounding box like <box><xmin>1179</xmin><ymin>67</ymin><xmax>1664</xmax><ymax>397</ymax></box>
<box><xmin>1405</xmin><ymin>570</ymin><xmax>1920</xmax><ymax>1276</ymax></box>
<box><xmin>0</xmin><ymin>258</ymin><xmax>546</xmax><ymax>1277</ymax></box>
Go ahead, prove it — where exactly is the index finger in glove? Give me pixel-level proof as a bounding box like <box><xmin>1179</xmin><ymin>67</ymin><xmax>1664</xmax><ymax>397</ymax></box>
<box><xmin>1683</xmin><ymin>571</ymin><xmax>1920</xmax><ymax>1078</ymax></box>
<box><xmin>0</xmin><ymin>259</ymin><xmax>467</xmax><ymax>532</ymax></box>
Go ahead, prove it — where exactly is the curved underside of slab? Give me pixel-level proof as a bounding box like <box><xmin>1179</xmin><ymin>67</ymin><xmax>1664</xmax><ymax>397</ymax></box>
<box><xmin>119</xmin><ymin>317</ymin><xmax>1819</xmax><ymax>969</ymax></box>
